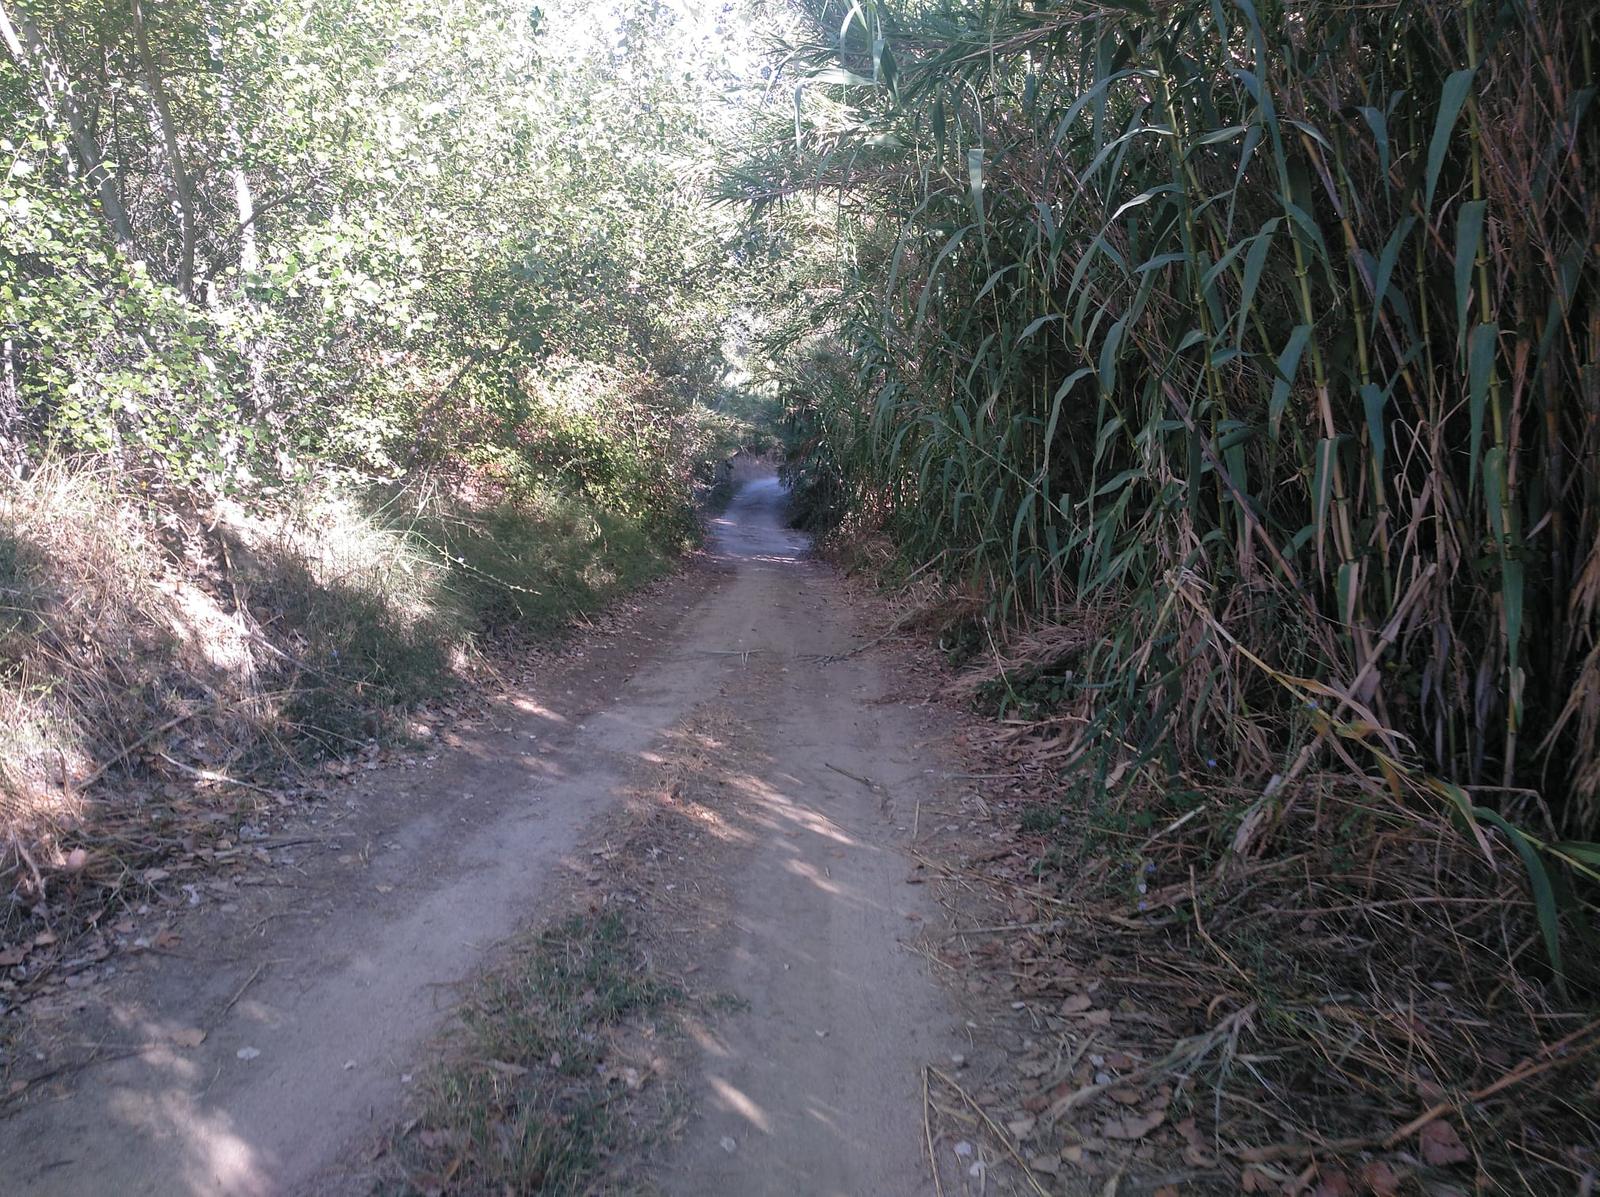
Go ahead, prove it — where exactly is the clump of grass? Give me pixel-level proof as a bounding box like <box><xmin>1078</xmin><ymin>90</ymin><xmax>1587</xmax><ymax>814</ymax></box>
<box><xmin>222</xmin><ymin>492</ymin><xmax>465</xmax><ymax>756</ymax></box>
<box><xmin>400</xmin><ymin>911</ymin><xmax>678</xmax><ymax>1195</ymax></box>
<box><xmin>0</xmin><ymin>464</ymin><xmax>184</xmax><ymax>832</ymax></box>
<box><xmin>1016</xmin><ymin>803</ymin><xmax>1062</xmax><ymax>836</ymax></box>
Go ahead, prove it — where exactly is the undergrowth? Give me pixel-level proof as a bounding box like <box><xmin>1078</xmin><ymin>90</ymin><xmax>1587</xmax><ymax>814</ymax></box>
<box><xmin>749</xmin><ymin>0</ymin><xmax>1600</xmax><ymax>1003</ymax></box>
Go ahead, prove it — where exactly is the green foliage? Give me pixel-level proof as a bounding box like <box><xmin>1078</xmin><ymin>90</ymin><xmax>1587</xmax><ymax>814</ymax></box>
<box><xmin>401</xmin><ymin>487</ymin><xmax>682</xmax><ymax>635</ymax></box>
<box><xmin>0</xmin><ymin>0</ymin><xmax>774</xmax><ymax>802</ymax></box>
<box><xmin>2</xmin><ymin>0</ymin><xmax>760</xmax><ymax>493</ymax></box>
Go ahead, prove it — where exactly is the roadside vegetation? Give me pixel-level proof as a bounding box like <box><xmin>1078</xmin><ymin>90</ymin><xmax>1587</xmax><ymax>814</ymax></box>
<box><xmin>1</xmin><ymin>0</ymin><xmax>770</xmax><ymax>957</ymax></box>
<box><xmin>732</xmin><ymin>0</ymin><xmax>1600</xmax><ymax>1188</ymax></box>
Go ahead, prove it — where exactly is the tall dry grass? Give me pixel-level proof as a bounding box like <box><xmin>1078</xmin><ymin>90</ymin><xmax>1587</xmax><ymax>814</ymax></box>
<box><xmin>0</xmin><ymin>459</ymin><xmax>688</xmax><ymax>944</ymax></box>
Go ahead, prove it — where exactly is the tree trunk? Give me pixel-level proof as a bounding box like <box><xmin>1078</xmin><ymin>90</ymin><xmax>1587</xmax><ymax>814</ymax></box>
<box><xmin>129</xmin><ymin>0</ymin><xmax>196</xmax><ymax>295</ymax></box>
<box><xmin>0</xmin><ymin>0</ymin><xmax>135</xmax><ymax>250</ymax></box>
<box><xmin>0</xmin><ymin>337</ymin><xmax>22</xmax><ymax>479</ymax></box>
<box><xmin>205</xmin><ymin>13</ymin><xmax>258</xmax><ymax>274</ymax></box>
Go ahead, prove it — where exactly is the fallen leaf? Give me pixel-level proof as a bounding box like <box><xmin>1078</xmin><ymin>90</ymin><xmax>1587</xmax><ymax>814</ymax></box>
<box><xmin>1060</xmin><ymin>994</ymin><xmax>1093</xmax><ymax>1014</ymax></box>
<box><xmin>484</xmin><ymin>1059</ymin><xmax>528</xmax><ymax>1077</ymax></box>
<box><xmin>1313</xmin><ymin>1170</ymin><xmax>1355</xmax><ymax>1197</ymax></box>
<box><xmin>32</xmin><ymin>930</ymin><xmax>57</xmax><ymax>947</ymax></box>
<box><xmin>1240</xmin><ymin>1168</ymin><xmax>1276</xmax><ymax>1192</ymax></box>
<box><xmin>1418</xmin><ymin>1118</ymin><xmax>1470</xmax><ymax>1166</ymax></box>
<box><xmin>1176</xmin><ymin>1116</ymin><xmax>1216</xmax><ymax>1167</ymax></box>
<box><xmin>169</xmin><ymin>1027</ymin><xmax>207</xmax><ymax>1048</ymax></box>
<box><xmin>0</xmin><ymin>945</ymin><xmax>27</xmax><ymax>967</ymax></box>
<box><xmin>1358</xmin><ymin>1160</ymin><xmax>1403</xmax><ymax>1196</ymax></box>
<box><xmin>64</xmin><ymin>848</ymin><xmax>89</xmax><ymax>872</ymax></box>
<box><xmin>1102</xmin><ymin>1110</ymin><xmax>1165</xmax><ymax>1140</ymax></box>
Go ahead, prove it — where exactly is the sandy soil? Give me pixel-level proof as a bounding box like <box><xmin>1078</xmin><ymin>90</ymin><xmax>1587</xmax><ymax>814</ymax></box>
<box><xmin>649</xmin><ymin>478</ymin><xmax>957</xmax><ymax>1196</ymax></box>
<box><xmin>2</xmin><ymin>474</ymin><xmax>967</xmax><ymax>1195</ymax></box>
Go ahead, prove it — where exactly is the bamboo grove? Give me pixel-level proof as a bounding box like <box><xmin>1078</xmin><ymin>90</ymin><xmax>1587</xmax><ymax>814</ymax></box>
<box><xmin>733</xmin><ymin>0</ymin><xmax>1600</xmax><ymax>955</ymax></box>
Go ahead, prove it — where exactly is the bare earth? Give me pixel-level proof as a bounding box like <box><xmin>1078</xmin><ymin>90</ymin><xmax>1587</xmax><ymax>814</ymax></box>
<box><xmin>2</xmin><ymin>475</ymin><xmax>963</xmax><ymax>1196</ymax></box>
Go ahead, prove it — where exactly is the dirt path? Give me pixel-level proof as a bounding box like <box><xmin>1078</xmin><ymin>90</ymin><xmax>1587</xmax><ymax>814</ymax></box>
<box><xmin>2</xmin><ymin>475</ymin><xmax>962</xmax><ymax>1195</ymax></box>
<box><xmin>651</xmin><ymin>479</ymin><xmax>956</xmax><ymax>1195</ymax></box>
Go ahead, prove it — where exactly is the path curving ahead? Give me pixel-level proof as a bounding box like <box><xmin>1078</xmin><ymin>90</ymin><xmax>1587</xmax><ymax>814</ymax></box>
<box><xmin>2</xmin><ymin>473</ymin><xmax>955</xmax><ymax>1196</ymax></box>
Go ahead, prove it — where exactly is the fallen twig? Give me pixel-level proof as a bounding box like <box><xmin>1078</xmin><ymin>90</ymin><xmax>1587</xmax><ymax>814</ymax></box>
<box><xmin>927</xmin><ymin>1064</ymin><xmax>1052</xmax><ymax>1197</ymax></box>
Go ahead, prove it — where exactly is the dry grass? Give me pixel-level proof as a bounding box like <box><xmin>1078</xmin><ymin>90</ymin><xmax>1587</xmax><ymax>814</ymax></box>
<box><xmin>0</xmin><ymin>462</ymin><xmax>684</xmax><ymax>983</ymax></box>
<box><xmin>903</xmin><ymin>601</ymin><xmax>1600</xmax><ymax>1195</ymax></box>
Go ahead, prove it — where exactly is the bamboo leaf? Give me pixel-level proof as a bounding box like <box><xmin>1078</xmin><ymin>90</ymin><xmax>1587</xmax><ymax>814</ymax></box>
<box><xmin>1426</xmin><ymin>68</ymin><xmax>1477</xmax><ymax>214</ymax></box>
<box><xmin>1370</xmin><ymin>215</ymin><xmax>1414</xmax><ymax>335</ymax></box>
<box><xmin>1098</xmin><ymin>316</ymin><xmax>1127</xmax><ymax>396</ymax></box>
<box><xmin>1472</xmin><ymin>807</ymin><xmax>1565</xmax><ymax>986</ymax></box>
<box><xmin>1269</xmin><ymin>324</ymin><xmax>1313</xmax><ymax>438</ymax></box>
<box><xmin>1235</xmin><ymin>218</ymin><xmax>1278</xmax><ymax>344</ymax></box>
<box><xmin>1454</xmin><ymin>199</ymin><xmax>1486</xmax><ymax>342</ymax></box>
<box><xmin>967</xmin><ymin>148</ymin><xmax>985</xmax><ymax>230</ymax></box>
<box><xmin>1361</xmin><ymin>382</ymin><xmax>1389</xmax><ymax>477</ymax></box>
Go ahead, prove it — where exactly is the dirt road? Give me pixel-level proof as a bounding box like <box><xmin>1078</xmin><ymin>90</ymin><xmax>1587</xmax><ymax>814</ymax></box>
<box><xmin>2</xmin><ymin>474</ymin><xmax>959</xmax><ymax>1195</ymax></box>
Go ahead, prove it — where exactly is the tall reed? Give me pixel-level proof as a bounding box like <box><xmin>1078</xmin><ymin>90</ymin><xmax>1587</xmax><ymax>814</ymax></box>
<box><xmin>734</xmin><ymin>0</ymin><xmax>1600</xmax><ymax>962</ymax></box>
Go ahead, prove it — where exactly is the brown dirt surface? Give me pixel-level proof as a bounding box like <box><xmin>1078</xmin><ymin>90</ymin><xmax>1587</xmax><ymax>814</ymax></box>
<box><xmin>0</xmin><ymin>473</ymin><xmax>1031</xmax><ymax>1196</ymax></box>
